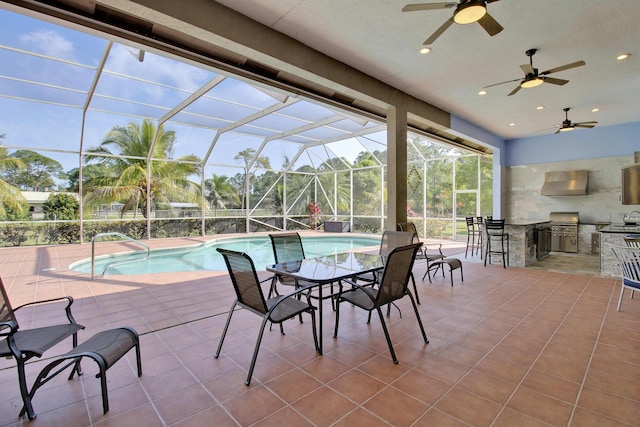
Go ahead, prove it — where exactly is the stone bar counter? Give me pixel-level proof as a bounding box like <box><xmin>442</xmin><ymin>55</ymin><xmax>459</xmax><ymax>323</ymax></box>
<box><xmin>500</xmin><ymin>220</ymin><xmax>551</xmax><ymax>268</ymax></box>
<box><xmin>599</xmin><ymin>223</ymin><xmax>640</xmax><ymax>276</ymax></box>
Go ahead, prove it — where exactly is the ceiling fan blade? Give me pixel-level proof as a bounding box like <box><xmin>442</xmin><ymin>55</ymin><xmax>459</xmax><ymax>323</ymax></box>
<box><xmin>519</xmin><ymin>64</ymin><xmax>535</xmax><ymax>75</ymax></box>
<box><xmin>402</xmin><ymin>3</ymin><xmax>457</xmax><ymax>12</ymax></box>
<box><xmin>507</xmin><ymin>85</ymin><xmax>522</xmax><ymax>96</ymax></box>
<box><xmin>423</xmin><ymin>17</ymin><xmax>455</xmax><ymax>45</ymax></box>
<box><xmin>483</xmin><ymin>77</ymin><xmax>521</xmax><ymax>88</ymax></box>
<box><xmin>575</xmin><ymin>121</ymin><xmax>598</xmax><ymax>126</ymax></box>
<box><xmin>540</xmin><ymin>60</ymin><xmax>586</xmax><ymax>75</ymax></box>
<box><xmin>575</xmin><ymin>124</ymin><xmax>596</xmax><ymax>128</ymax></box>
<box><xmin>543</xmin><ymin>76</ymin><xmax>569</xmax><ymax>86</ymax></box>
<box><xmin>554</xmin><ymin>128</ymin><xmax>562</xmax><ymax>134</ymax></box>
<box><xmin>477</xmin><ymin>12</ymin><xmax>504</xmax><ymax>36</ymax></box>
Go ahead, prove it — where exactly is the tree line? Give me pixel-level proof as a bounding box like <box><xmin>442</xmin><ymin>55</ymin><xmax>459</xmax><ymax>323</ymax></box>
<box><xmin>1</xmin><ymin>120</ymin><xmax>486</xmax><ymax>222</ymax></box>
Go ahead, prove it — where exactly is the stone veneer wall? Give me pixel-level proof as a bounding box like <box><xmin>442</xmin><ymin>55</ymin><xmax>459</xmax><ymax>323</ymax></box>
<box><xmin>505</xmin><ymin>154</ymin><xmax>636</xmax><ymax>229</ymax></box>
<box><xmin>600</xmin><ymin>233</ymin><xmax>628</xmax><ymax>277</ymax></box>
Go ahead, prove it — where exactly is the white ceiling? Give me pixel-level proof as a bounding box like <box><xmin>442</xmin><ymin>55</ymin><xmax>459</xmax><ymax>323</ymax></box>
<box><xmin>215</xmin><ymin>0</ymin><xmax>640</xmax><ymax>141</ymax></box>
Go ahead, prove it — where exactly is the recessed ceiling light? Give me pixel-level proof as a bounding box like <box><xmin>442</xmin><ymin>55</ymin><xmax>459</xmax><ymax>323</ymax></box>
<box><xmin>536</xmin><ymin>106</ymin><xmax>544</xmax><ymax>110</ymax></box>
<box><xmin>592</xmin><ymin>108</ymin><xmax>600</xmax><ymax>112</ymax></box>
<box><xmin>478</xmin><ymin>90</ymin><xmax>487</xmax><ymax>95</ymax></box>
<box><xmin>509</xmin><ymin>123</ymin><xmax>516</xmax><ymax>127</ymax></box>
<box><xmin>420</xmin><ymin>47</ymin><xmax>431</xmax><ymax>54</ymax></box>
<box><xmin>617</xmin><ymin>53</ymin><xmax>631</xmax><ymax>60</ymax></box>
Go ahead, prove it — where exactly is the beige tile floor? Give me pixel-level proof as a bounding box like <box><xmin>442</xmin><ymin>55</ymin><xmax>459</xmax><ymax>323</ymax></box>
<box><xmin>0</xmin><ymin>235</ymin><xmax>638</xmax><ymax>426</ymax></box>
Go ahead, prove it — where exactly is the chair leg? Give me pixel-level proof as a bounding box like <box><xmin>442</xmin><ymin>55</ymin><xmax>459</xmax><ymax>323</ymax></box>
<box><xmin>410</xmin><ymin>273</ymin><xmax>420</xmax><ymax>304</ymax></box>
<box><xmin>16</xmin><ymin>357</ymin><xmax>36</xmax><ymax>420</ymax></box>
<box><xmin>268</xmin><ymin>276</ymin><xmax>278</xmax><ymax>299</ymax></box>
<box><xmin>333</xmin><ymin>296</ymin><xmax>341</xmax><ymax>337</ymax></box>
<box><xmin>408</xmin><ymin>291</ymin><xmax>429</xmax><ymax>344</ymax></box>
<box><xmin>484</xmin><ymin>237</ymin><xmax>490</xmax><ymax>266</ymax></box>
<box><xmin>465</xmin><ymin>233</ymin><xmax>472</xmax><ymax>258</ymax></box>
<box><xmin>245</xmin><ymin>318</ymin><xmax>269</xmax><ymax>385</ymax></box>
<box><xmin>375</xmin><ymin>306</ymin><xmax>398</xmax><ymax>364</ymax></box>
<box><xmin>67</xmin><ymin>331</ymin><xmax>83</xmax><ymax>379</ymax></box>
<box><xmin>617</xmin><ymin>285</ymin><xmax>625</xmax><ymax>311</ymax></box>
<box><xmin>215</xmin><ymin>301</ymin><xmax>237</xmax><ymax>358</ymax></box>
<box><xmin>309</xmin><ymin>308</ymin><xmax>320</xmax><ymax>353</ymax></box>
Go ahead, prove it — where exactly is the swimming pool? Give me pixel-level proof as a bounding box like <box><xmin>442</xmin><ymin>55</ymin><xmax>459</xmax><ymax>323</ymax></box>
<box><xmin>70</xmin><ymin>235</ymin><xmax>380</xmax><ymax>276</ymax></box>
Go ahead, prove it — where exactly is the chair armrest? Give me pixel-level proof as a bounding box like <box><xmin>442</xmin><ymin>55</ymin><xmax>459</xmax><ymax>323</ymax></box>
<box><xmin>269</xmin><ymin>284</ymin><xmax>318</xmax><ymax>311</ymax></box>
<box><xmin>0</xmin><ymin>319</ymin><xmax>19</xmax><ymax>336</ymax></box>
<box><xmin>13</xmin><ymin>296</ymin><xmax>78</xmax><ymax>325</ymax></box>
<box><xmin>337</xmin><ymin>278</ymin><xmax>377</xmax><ymax>302</ymax></box>
<box><xmin>259</xmin><ymin>274</ymin><xmax>276</xmax><ymax>284</ymax></box>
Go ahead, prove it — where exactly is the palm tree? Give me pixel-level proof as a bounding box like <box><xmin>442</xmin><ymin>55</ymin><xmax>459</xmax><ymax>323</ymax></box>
<box><xmin>205</xmin><ymin>174</ymin><xmax>239</xmax><ymax>214</ymax></box>
<box><xmin>0</xmin><ymin>137</ymin><xmax>28</xmax><ymax>220</ymax></box>
<box><xmin>83</xmin><ymin>120</ymin><xmax>202</xmax><ymax>218</ymax></box>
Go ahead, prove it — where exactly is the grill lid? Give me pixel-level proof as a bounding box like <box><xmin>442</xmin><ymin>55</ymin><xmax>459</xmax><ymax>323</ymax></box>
<box><xmin>549</xmin><ymin>211</ymin><xmax>579</xmax><ymax>225</ymax></box>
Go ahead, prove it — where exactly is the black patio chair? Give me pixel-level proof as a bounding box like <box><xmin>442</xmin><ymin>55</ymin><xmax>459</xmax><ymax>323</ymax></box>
<box><xmin>397</xmin><ymin>222</ymin><xmax>445</xmax><ymax>281</ymax></box>
<box><xmin>269</xmin><ymin>232</ymin><xmax>339</xmax><ymax>310</ymax></box>
<box><xmin>0</xmin><ymin>276</ymin><xmax>84</xmax><ymax>420</ymax></box>
<box><xmin>215</xmin><ymin>248</ymin><xmax>319</xmax><ymax>385</ymax></box>
<box><xmin>333</xmin><ymin>243</ymin><xmax>429</xmax><ymax>364</ymax></box>
<box><xmin>356</xmin><ymin>230</ymin><xmax>421</xmax><ymax>305</ymax></box>
<box><xmin>268</xmin><ymin>232</ymin><xmax>316</xmax><ymax>297</ymax></box>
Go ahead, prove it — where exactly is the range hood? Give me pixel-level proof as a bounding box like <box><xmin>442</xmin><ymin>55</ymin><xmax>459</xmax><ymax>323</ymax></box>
<box><xmin>541</xmin><ymin>170</ymin><xmax>589</xmax><ymax>196</ymax></box>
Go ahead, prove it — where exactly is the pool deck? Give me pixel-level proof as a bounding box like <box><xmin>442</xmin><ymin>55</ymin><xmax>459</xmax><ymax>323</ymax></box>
<box><xmin>2</xmin><ymin>232</ymin><xmax>635</xmax><ymax>426</ymax></box>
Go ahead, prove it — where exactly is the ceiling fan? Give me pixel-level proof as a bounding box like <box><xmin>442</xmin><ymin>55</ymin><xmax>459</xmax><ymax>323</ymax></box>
<box><xmin>555</xmin><ymin>108</ymin><xmax>598</xmax><ymax>134</ymax></box>
<box><xmin>402</xmin><ymin>0</ymin><xmax>503</xmax><ymax>45</ymax></box>
<box><xmin>485</xmin><ymin>49</ymin><xmax>586</xmax><ymax>96</ymax></box>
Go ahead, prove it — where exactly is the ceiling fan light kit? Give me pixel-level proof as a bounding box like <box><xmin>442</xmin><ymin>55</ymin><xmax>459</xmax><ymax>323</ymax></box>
<box><xmin>453</xmin><ymin>1</ymin><xmax>486</xmax><ymax>24</ymax></box>
<box><xmin>483</xmin><ymin>48</ymin><xmax>586</xmax><ymax>96</ymax></box>
<box><xmin>554</xmin><ymin>108</ymin><xmax>598</xmax><ymax>134</ymax></box>
<box><xmin>520</xmin><ymin>78</ymin><xmax>544</xmax><ymax>89</ymax></box>
<box><xmin>403</xmin><ymin>1</ymin><xmax>503</xmax><ymax>45</ymax></box>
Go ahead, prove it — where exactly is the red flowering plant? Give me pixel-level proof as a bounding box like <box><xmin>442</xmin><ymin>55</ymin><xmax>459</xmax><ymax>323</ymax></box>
<box><xmin>407</xmin><ymin>205</ymin><xmax>418</xmax><ymax>217</ymax></box>
<box><xmin>309</xmin><ymin>202</ymin><xmax>321</xmax><ymax>230</ymax></box>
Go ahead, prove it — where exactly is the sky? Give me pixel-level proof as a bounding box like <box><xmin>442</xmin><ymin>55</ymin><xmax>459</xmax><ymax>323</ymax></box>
<box><xmin>0</xmin><ymin>7</ymin><xmax>383</xmax><ymax>186</ymax></box>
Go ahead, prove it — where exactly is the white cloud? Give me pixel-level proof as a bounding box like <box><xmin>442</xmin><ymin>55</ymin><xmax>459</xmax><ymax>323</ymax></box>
<box><xmin>20</xmin><ymin>29</ymin><xmax>76</xmax><ymax>61</ymax></box>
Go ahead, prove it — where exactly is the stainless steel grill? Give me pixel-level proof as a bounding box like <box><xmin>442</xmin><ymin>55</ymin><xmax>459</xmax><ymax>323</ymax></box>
<box><xmin>549</xmin><ymin>212</ymin><xmax>579</xmax><ymax>253</ymax></box>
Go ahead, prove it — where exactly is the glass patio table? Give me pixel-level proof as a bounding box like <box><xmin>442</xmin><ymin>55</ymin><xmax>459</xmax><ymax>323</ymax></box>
<box><xmin>267</xmin><ymin>251</ymin><xmax>385</xmax><ymax>354</ymax></box>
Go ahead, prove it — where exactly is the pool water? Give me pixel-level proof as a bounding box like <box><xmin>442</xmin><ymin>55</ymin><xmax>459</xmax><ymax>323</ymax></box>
<box><xmin>71</xmin><ymin>235</ymin><xmax>380</xmax><ymax>276</ymax></box>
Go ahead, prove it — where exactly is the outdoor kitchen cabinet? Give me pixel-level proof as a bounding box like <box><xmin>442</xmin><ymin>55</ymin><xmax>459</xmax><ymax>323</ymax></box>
<box><xmin>599</xmin><ymin>223</ymin><xmax>640</xmax><ymax>276</ymax></box>
<box><xmin>503</xmin><ymin>220</ymin><xmax>551</xmax><ymax>268</ymax></box>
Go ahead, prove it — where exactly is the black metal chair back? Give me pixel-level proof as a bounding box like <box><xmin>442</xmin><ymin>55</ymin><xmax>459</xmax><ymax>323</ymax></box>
<box><xmin>397</xmin><ymin>222</ymin><xmax>422</xmax><ymax>245</ymax></box>
<box><xmin>0</xmin><ymin>279</ymin><xmax>17</xmax><ymax>327</ymax></box>
<box><xmin>270</xmin><ymin>232</ymin><xmax>306</xmax><ymax>263</ymax></box>
<box><xmin>376</xmin><ymin>243</ymin><xmax>420</xmax><ymax>306</ymax></box>
<box><xmin>269</xmin><ymin>232</ymin><xmax>308</xmax><ymax>295</ymax></box>
<box><xmin>217</xmin><ymin>248</ymin><xmax>269</xmax><ymax>315</ymax></box>
<box><xmin>379</xmin><ymin>231</ymin><xmax>415</xmax><ymax>257</ymax></box>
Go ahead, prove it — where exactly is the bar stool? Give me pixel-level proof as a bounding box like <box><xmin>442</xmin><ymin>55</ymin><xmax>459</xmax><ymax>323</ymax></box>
<box><xmin>465</xmin><ymin>216</ymin><xmax>481</xmax><ymax>257</ymax></box>
<box><xmin>484</xmin><ymin>219</ymin><xmax>509</xmax><ymax>268</ymax></box>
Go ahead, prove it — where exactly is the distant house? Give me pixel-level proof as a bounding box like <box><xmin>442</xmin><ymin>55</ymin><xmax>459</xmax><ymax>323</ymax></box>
<box><xmin>21</xmin><ymin>191</ymin><xmax>79</xmax><ymax>220</ymax></box>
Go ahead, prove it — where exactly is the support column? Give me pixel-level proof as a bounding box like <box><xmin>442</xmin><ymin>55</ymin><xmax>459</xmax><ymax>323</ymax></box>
<box><xmin>387</xmin><ymin>102</ymin><xmax>408</xmax><ymax>231</ymax></box>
